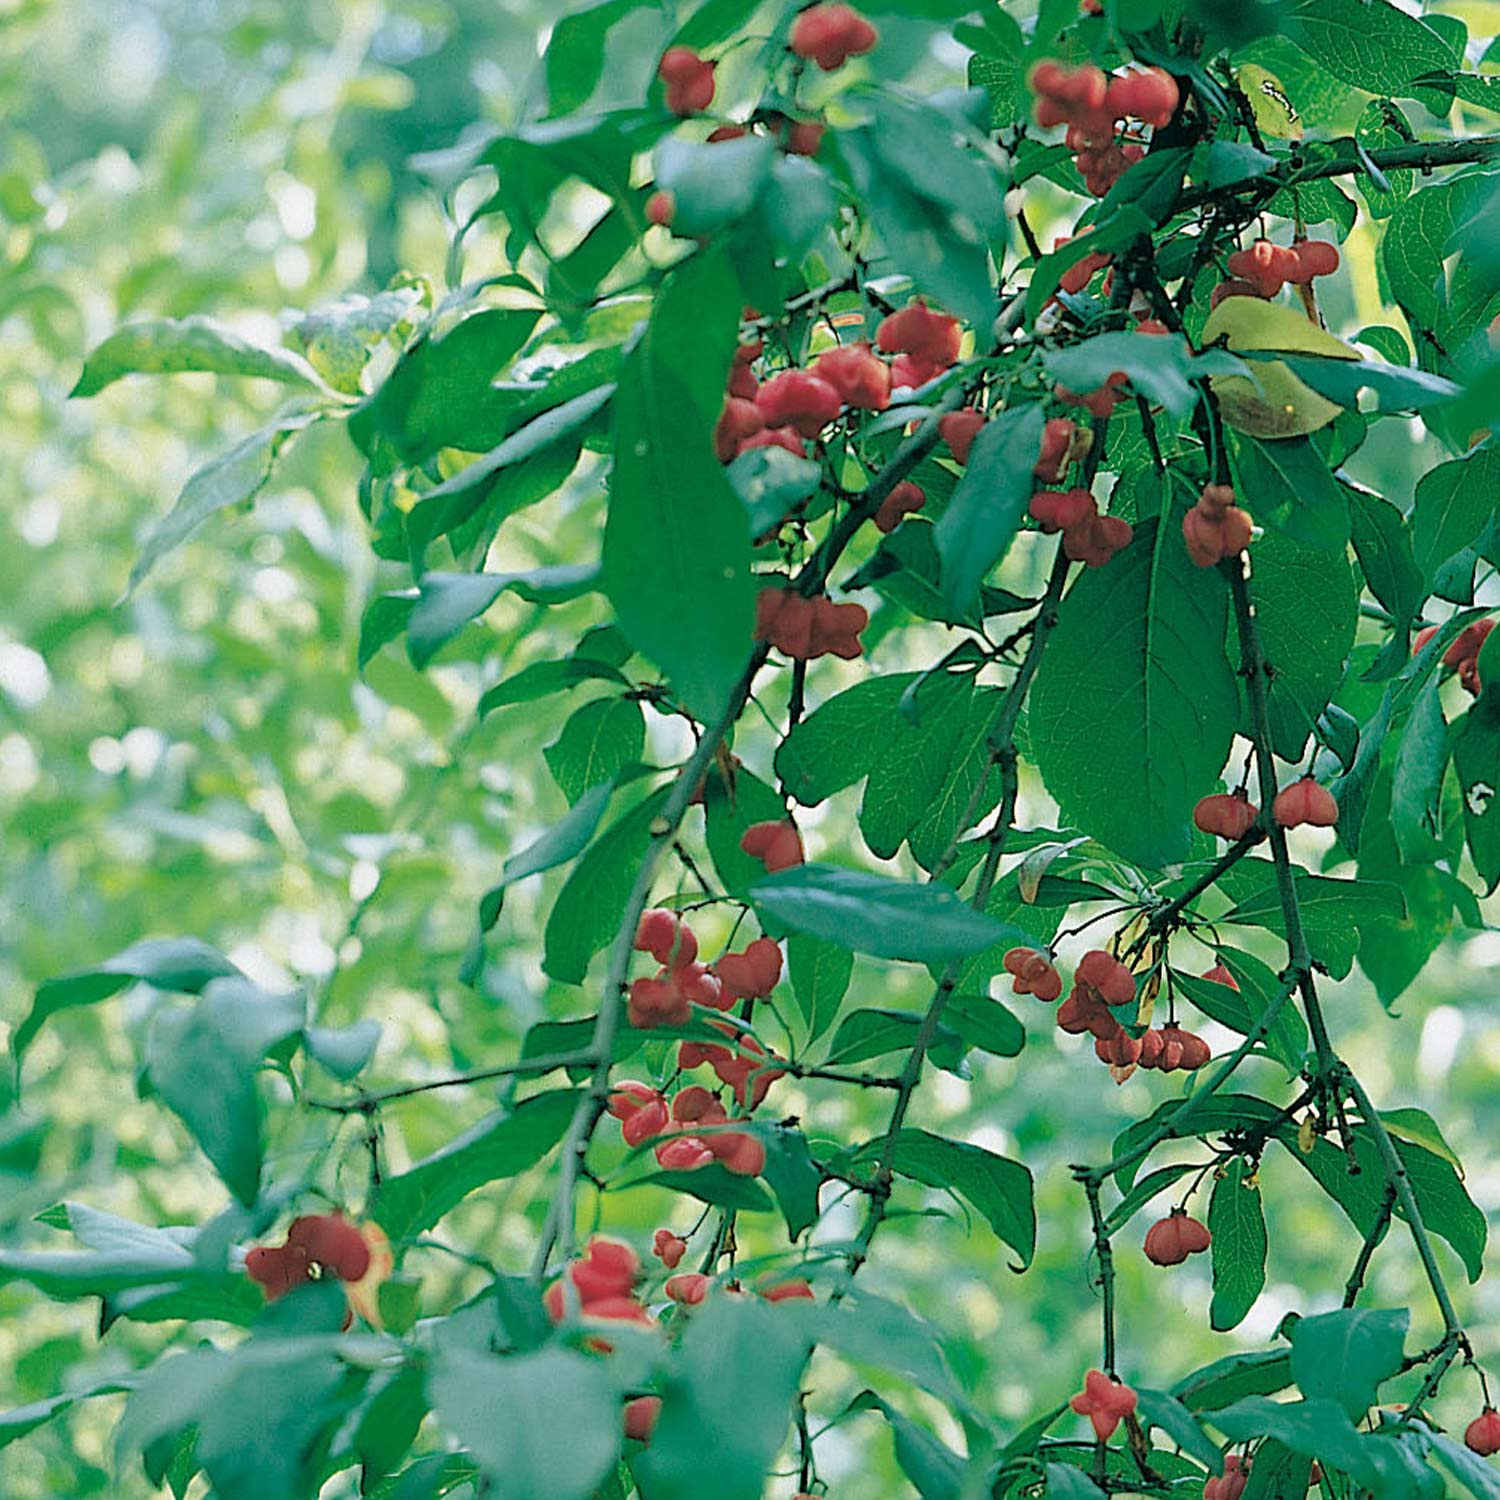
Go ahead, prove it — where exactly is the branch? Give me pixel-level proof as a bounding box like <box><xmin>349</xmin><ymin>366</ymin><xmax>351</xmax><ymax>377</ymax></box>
<box><xmin>1342</xmin><ymin>1180</ymin><xmax>1396</xmax><ymax>1309</ymax></box>
<box><xmin>305</xmin><ymin>1049</ymin><xmax>597</xmax><ymax>1112</ymax></box>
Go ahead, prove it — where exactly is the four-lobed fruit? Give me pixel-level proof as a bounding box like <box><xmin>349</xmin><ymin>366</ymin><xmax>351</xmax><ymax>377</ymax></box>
<box><xmin>1138</xmin><ymin>1022</ymin><xmax>1212</xmax><ymax>1072</ymax></box>
<box><xmin>754</xmin><ymin>587</ymin><xmax>869</xmax><ymax>662</ymax></box>
<box><xmin>715</xmin><ymin>935</ymin><xmax>784</xmax><ymax>1000</ymax></box>
<box><xmin>1034</xmin><ymin>416</ymin><xmax>1090</xmax><ymax>482</ymax></box>
<box><xmin>657</xmin><ymin>47</ymin><xmax>716</xmax><ymax>115</ymax></box>
<box><xmin>1182</xmin><ymin>482</ymin><xmax>1253</xmax><ymax>569</ymax></box>
<box><xmin>740</xmin><ymin>817</ymin><xmax>805</xmax><ymax>872</ymax></box>
<box><xmin>1070</xmin><ymin>1369</ymin><xmax>1138</xmax><ymax>1439</ymax></box>
<box><xmin>812</xmin><ymin>341</ymin><xmax>891</xmax><ymax>411</ymax></box>
<box><xmin>652</xmin><ymin>1228</ymin><xmax>687</xmax><ymax>1269</ymax></box>
<box><xmin>1272</xmin><ymin>776</ymin><xmax>1339</xmax><ymax>830</ymax></box>
<box><xmin>1414</xmin><ymin>617</ymin><xmax>1494</xmax><ymax>696</ymax></box>
<box><xmin>245</xmin><ymin>1212</ymin><xmax>372</xmax><ymax>1302</ymax></box>
<box><xmin>1144</xmin><ymin>1209</ymin><xmax>1212</xmax><ymax>1265</ymax></box>
<box><xmin>874</xmin><ymin>480</ymin><xmax>926</xmax><ymax>534</ymax></box>
<box><xmin>790</xmin><ymin>3</ymin><xmax>879</xmax><ymax>70</ymax></box>
<box><xmin>1004</xmin><ymin>946</ymin><xmax>1063</xmax><ymax>1001</ymax></box>
<box><xmin>1225</xmin><ymin>238</ymin><xmax>1340</xmax><ymax>299</ymax></box>
<box><xmin>1194</xmin><ymin>788</ymin><xmax>1259</xmax><ymax>840</ymax></box>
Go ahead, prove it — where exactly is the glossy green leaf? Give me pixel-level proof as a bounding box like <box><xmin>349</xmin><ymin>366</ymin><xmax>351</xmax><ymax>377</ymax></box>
<box><xmin>1207</xmin><ymin>1159</ymin><xmax>1267</xmax><ymax>1332</ymax></box>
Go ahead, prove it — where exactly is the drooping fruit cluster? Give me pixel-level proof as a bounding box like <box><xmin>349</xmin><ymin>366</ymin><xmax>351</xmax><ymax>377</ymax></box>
<box><xmin>1136</xmin><ymin>1022</ymin><xmax>1212</xmax><ymax>1072</ymax></box>
<box><xmin>1070</xmin><ymin>1369</ymin><xmax>1138</xmax><ymax>1439</ymax></box>
<box><xmin>245</xmin><ymin>1212</ymin><xmax>371</xmax><ymax>1300</ymax></box>
<box><xmin>1144</xmin><ymin>1209</ymin><xmax>1212</xmax><ymax>1265</ymax></box>
<box><xmin>609</xmin><ymin>1080</ymin><xmax>768</xmax><ymax>1176</ymax></box>
<box><xmin>740</xmin><ymin>818</ymin><xmax>805</xmax><ymax>872</ymax></box>
<box><xmin>1003</xmin><ymin>946</ymin><xmax>1063</xmax><ymax>1001</ymax></box>
<box><xmin>657</xmin><ymin>47</ymin><xmax>716</xmax><ymax>116</ymax></box>
<box><xmin>1272</xmin><ymin>776</ymin><xmax>1339</xmax><ymax>830</ymax></box>
<box><xmin>753</xmin><ymin>586</ymin><xmax>868</xmax><ymax>661</ymax></box>
<box><xmin>1029</xmin><ymin>485</ymin><xmax>1133</xmax><ymax>568</ymax></box>
<box><xmin>1220</xmin><ymin>237</ymin><xmax>1340</xmax><ymax>300</ymax></box>
<box><xmin>627</xmin><ymin>908</ymin><xmax>723</xmax><ymax>1027</ymax></box>
<box><xmin>1028</xmin><ymin>61</ymin><xmax>1178</xmax><ymax>196</ymax></box>
<box><xmin>1182</xmin><ymin>483</ymin><xmax>1253</xmax><ymax>568</ymax></box>
<box><xmin>790</xmin><ymin>3</ymin><xmax>878</xmax><ymax>70</ymax></box>
<box><xmin>1194</xmin><ymin>788</ymin><xmax>1259</xmax><ymax>840</ymax></box>
<box><xmin>1205</xmin><ymin>1454</ymin><xmax>1251</xmax><ymax>1500</ymax></box>
<box><xmin>876</xmin><ymin>298</ymin><xmax>964</xmax><ymax>389</ymax></box>
<box><xmin>680</xmin><ymin>1024</ymin><xmax>786</xmax><ymax>1108</ymax></box>
<box><xmin>1414</xmin><ymin>616</ymin><xmax>1493</xmax><ymax>696</ymax></box>
<box><xmin>1056</xmin><ymin>949</ymin><xmax>1135</xmax><ymax>1041</ymax></box>
<box><xmin>1466</xmin><ymin>1407</ymin><xmax>1500</xmax><ymax>1456</ymax></box>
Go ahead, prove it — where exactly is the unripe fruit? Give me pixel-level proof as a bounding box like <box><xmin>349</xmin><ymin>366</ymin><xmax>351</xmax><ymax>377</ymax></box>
<box><xmin>1030</xmin><ymin>487</ymin><xmax>1096</xmax><ymax>534</ymax></box>
<box><xmin>812</xmin><ymin>341</ymin><xmax>891</xmax><ymax>411</ymax></box>
<box><xmin>645</xmin><ymin>190</ymin><xmax>675</xmax><ymax>228</ymax></box>
<box><xmin>790</xmin><ymin>4</ymin><xmax>879</xmax><ymax>71</ymax></box>
<box><xmin>875</xmin><ymin>300</ymin><xmax>962</xmax><ymax>368</ymax></box>
<box><xmin>652</xmin><ymin>1229</ymin><xmax>687</xmax><ymax>1269</ymax></box>
<box><xmin>940</xmin><ymin>408</ymin><xmax>986</xmax><ymax>465</ymax></box>
<box><xmin>1465</xmin><ymin>1408</ymin><xmax>1500</xmax><ymax>1456</ymax></box>
<box><xmin>755</xmin><ymin>369</ymin><xmax>843</xmax><ymax>438</ymax></box>
<box><xmin>1193</xmin><ymin>790</ymin><xmax>1259</xmax><ymax>841</ymax></box>
<box><xmin>1077</xmin><ymin>950</ymin><xmax>1136</xmax><ymax>1005</ymax></box>
<box><xmin>624</xmin><ymin>1396</ymin><xmax>661</xmax><ymax>1443</ymax></box>
<box><xmin>1070</xmin><ymin>1368</ymin><xmax>1137</xmax><ymax>1439</ymax></box>
<box><xmin>1144</xmin><ymin>1209</ymin><xmax>1212</xmax><ymax>1266</ymax></box>
<box><xmin>740</xmin><ymin>818</ymin><xmax>805</xmax><ymax>872</ymax></box>
<box><xmin>874</xmin><ymin>480</ymin><xmax>926</xmax><ymax>534</ymax></box>
<box><xmin>1272</xmin><ymin>776</ymin><xmax>1339</xmax><ymax>829</ymax></box>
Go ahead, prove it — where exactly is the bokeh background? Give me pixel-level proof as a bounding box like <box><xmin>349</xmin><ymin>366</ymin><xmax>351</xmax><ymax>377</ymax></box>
<box><xmin>3</xmin><ymin>1</ymin><xmax>1498</xmax><ymax>1495</ymax></box>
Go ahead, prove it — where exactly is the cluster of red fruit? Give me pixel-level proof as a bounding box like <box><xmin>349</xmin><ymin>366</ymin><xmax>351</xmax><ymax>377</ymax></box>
<box><xmin>1144</xmin><ymin>1208</ymin><xmax>1212</xmax><ymax>1266</ymax></box>
<box><xmin>1029</xmin><ymin>61</ymin><xmax>1178</xmax><ymax>196</ymax></box>
<box><xmin>1214</xmin><ymin>237</ymin><xmax>1341</xmax><ymax>304</ymax></box>
<box><xmin>1027</xmin><ymin>417</ymin><xmax>1131</xmax><ymax>567</ymax></box>
<box><xmin>1005</xmin><ymin>947</ymin><xmax>1214</xmax><ymax>1076</ymax></box>
<box><xmin>1182</xmin><ymin>482</ymin><xmax>1253</xmax><ymax>569</ymax></box>
<box><xmin>608</xmin><ymin>1079</ymin><xmax>767</xmax><ymax>1177</ymax></box>
<box><xmin>754</xmin><ymin>586</ymin><xmax>869</xmax><ymax>661</ymax></box>
<box><xmin>1414</xmin><ymin>616</ymin><xmax>1493</xmax><ymax>696</ymax></box>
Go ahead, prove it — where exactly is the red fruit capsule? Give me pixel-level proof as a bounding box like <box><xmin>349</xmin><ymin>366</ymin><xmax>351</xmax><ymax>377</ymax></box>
<box><xmin>652</xmin><ymin>1229</ymin><xmax>687</xmax><ymax>1269</ymax></box>
<box><xmin>1205</xmin><ymin>1453</ymin><xmax>1250</xmax><ymax>1500</ymax></box>
<box><xmin>873</xmin><ymin>480</ymin><xmax>926</xmax><ymax>535</ymax></box>
<box><xmin>1193</xmin><ymin>790</ymin><xmax>1259</xmax><ymax>841</ymax></box>
<box><xmin>812</xmin><ymin>341</ymin><xmax>891</xmax><ymax>411</ymax></box>
<box><xmin>665</xmin><ymin>1272</ymin><xmax>712</xmax><ymax>1305</ymax></box>
<box><xmin>874</xmin><ymin>300</ymin><xmax>962</xmax><ymax>367</ymax></box>
<box><xmin>1076</xmin><ymin>950</ymin><xmax>1136</xmax><ymax>1006</ymax></box>
<box><xmin>790</xmin><ymin>3</ymin><xmax>879</xmax><ymax>70</ymax></box>
<box><xmin>1070</xmin><ymin>1369</ymin><xmax>1137</xmax><ymax>1440</ymax></box>
<box><xmin>740</xmin><ymin>818</ymin><xmax>805</xmax><ymax>872</ymax></box>
<box><xmin>1144</xmin><ymin>1210</ymin><xmax>1212</xmax><ymax>1266</ymax></box>
<box><xmin>1272</xmin><ymin>776</ymin><xmax>1339</xmax><ymax>829</ymax></box>
<box><xmin>645</xmin><ymin>190</ymin><xmax>675</xmax><ymax>228</ymax></box>
<box><xmin>1466</xmin><ymin>1408</ymin><xmax>1500</xmax><ymax>1456</ymax></box>
<box><xmin>755</xmin><ymin>369</ymin><xmax>843</xmax><ymax>438</ymax></box>
<box><xmin>1030</xmin><ymin>487</ymin><xmax>1096</xmax><ymax>534</ymax></box>
<box><xmin>939</xmin><ymin>407</ymin><xmax>986</xmax><ymax>465</ymax></box>
<box><xmin>624</xmin><ymin>1396</ymin><xmax>661</xmax><ymax>1443</ymax></box>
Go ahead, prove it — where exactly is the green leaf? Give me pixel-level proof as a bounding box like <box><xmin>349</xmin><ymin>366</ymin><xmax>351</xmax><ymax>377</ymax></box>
<box><xmin>787</xmin><ymin>933</ymin><xmax>852</xmax><ymax>1047</ymax></box>
<box><xmin>726</xmin><ymin>446</ymin><xmax>822</xmax><ymax>537</ymax></box>
<box><xmin>480</xmin><ymin>656</ymin><xmax>630</xmax><ymax>716</ymax></box>
<box><xmin>543</xmin><ymin>698</ymin><xmax>644</xmax><ymax>805</ymax></box>
<box><xmin>143</xmin><ymin>978</ymin><xmax>306</xmax><ymax>1204</ymax></box>
<box><xmin>72</xmin><ymin>315</ymin><xmax>326</xmax><ymax>397</ymax></box>
<box><xmin>1175</xmin><ymin>949</ymin><xmax>1306</xmax><ymax>1077</ymax></box>
<box><xmin>935</xmin><ymin>403</ymin><xmax>1046</xmax><ymax>617</ymax></box>
<box><xmin>1276</xmin><ymin>354</ymin><xmax>1460</xmax><ymax>412</ymax></box>
<box><xmin>602</xmin><ymin>246</ymin><xmax>756</xmax><ymax>724</ymax></box>
<box><xmin>14</xmin><ymin>937</ymin><xmax>240</xmax><ymax>1073</ymax></box>
<box><xmin>1171</xmin><ymin>1349</ymin><xmax>1295</xmax><ymax>1412</ymax></box>
<box><xmin>701</xmin><ymin>768</ymin><xmax>788</xmax><ymax>901</ymax></box>
<box><xmin>1381</xmin><ymin>1106</ymin><xmax>1465</xmax><ymax>1173</ymax></box>
<box><xmin>1030</xmin><ymin>517</ymin><xmax>1239</xmax><ymax>868</ymax></box>
<box><xmin>850</xmin><ymin>1390</ymin><xmax>966</xmax><ymax>1500</ymax></box>
<box><xmin>129</xmin><ymin>413</ymin><xmax>319</xmax><ymax>593</ymax></box>
<box><xmin>304</xmin><ymin>1020</ymin><xmax>381</xmax><ymax>1080</ymax></box>
<box><xmin>1043</xmin><ymin>334</ymin><xmax>1247</xmax><ymax>419</ymax></box>
<box><xmin>636</xmin><ymin>1296</ymin><xmax>812</xmax><ymax>1500</ymax></box>
<box><xmin>1381</xmin><ymin>175</ymin><xmax>1500</xmax><ymax>347</ymax></box>
<box><xmin>1216</xmin><ymin>859</ymin><xmax>1404</xmax><ymax>979</ymax></box>
<box><xmin>348</xmin><ymin>1365</ymin><xmax>428</xmax><ymax>1492</ymax></box>
<box><xmin>405</xmin><ymin>564</ymin><xmax>600</xmax><ymax>668</ymax></box>
<box><xmin>825</xmin><ymin>1008</ymin><xmax>969</xmax><ymax>1075</ymax></box>
<box><xmin>406</xmin><ymin>385</ymin><xmax>614</xmax><ymax>564</ymax></box>
<box><xmin>1284</xmin><ymin>0</ymin><xmax>1455</xmax><ymax>99</ymax></box>
<box><xmin>1207</xmin><ymin>1159</ymin><xmax>1268</xmax><ymax>1332</ymax></box>
<box><xmin>655</xmin><ymin>134</ymin><xmax>776</xmax><ymax>237</ymax></box>
<box><xmin>760</xmin><ymin>152</ymin><xmax>839</xmax><ymax>260</ymax></box>
<box><xmin>871</xmin><ymin>1128</ymin><xmax>1035</xmax><ymax>1268</ymax></box>
<box><xmin>1042</xmin><ymin>1465</ymin><xmax>1108</xmax><ymax>1498</ymax></box>
<box><xmin>293</xmin><ymin>284</ymin><xmax>425</xmax><ymax>393</ymax></box>
<box><xmin>0</xmin><ymin>1243</ymin><xmax>196</xmax><ymax>1298</ymax></box>
<box><xmin>1135</xmin><ymin>1388</ymin><xmax>1224</xmax><ymax>1474</ymax></box>
<box><xmin>1236</xmin><ymin>524</ymin><xmax>1358</xmax><ymax>759</ymax></box>
<box><xmin>1390</xmin><ymin>681</ymin><xmax>1451</xmax><ymax>862</ymax></box>
<box><xmin>945</xmin><ymin>994</ymin><xmax>1025</xmax><ymax>1058</ymax></box>
<box><xmin>812</xmin><ymin>1294</ymin><xmax>967</xmax><ymax>1410</ymax></box>
<box><xmin>760</xmin><ymin>1126</ymin><xmax>824</xmax><ymax>1240</ymax></box>
<box><xmin>1450</xmin><ymin>702</ymin><xmax>1500</xmax><ymax>893</ymax></box>
<box><xmin>1290</xmin><ymin>1307</ymin><xmax>1408</xmax><ymax>1421</ymax></box>
<box><xmin>1411</xmin><ymin>447</ymin><xmax>1500</xmax><ymax>592</ymax></box>
<box><xmin>430</xmin><ymin>1346</ymin><xmax>619</xmax><ymax>1500</ymax></box>
<box><xmin>545</xmin><ymin>0</ymin><xmax>641</xmax><ymax>116</ymax></box>
<box><xmin>545</xmin><ymin>789</ymin><xmax>669</xmax><ymax>984</ymax></box>
<box><xmin>1347</xmin><ymin>484</ymin><xmax>1422</xmax><ymax>630</ymax></box>
<box><xmin>372</xmin><ymin>1090</ymin><xmax>579</xmax><ymax>1239</ymax></box>
<box><xmin>750</xmin><ymin>865</ymin><xmax>1009</xmax><ymax>963</ymax></box>
<box><xmin>642</xmin><ymin>1164</ymin><xmax>776</xmax><ymax>1213</ymax></box>
<box><xmin>1230</xmin><ymin>433</ymin><xmax>1349</xmax><ymax>552</ymax></box>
